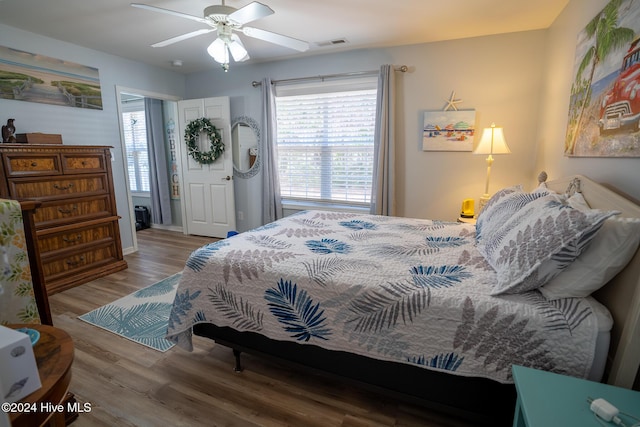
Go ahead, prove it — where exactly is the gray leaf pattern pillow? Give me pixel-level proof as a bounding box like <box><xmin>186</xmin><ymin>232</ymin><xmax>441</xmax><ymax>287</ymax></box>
<box><xmin>475</xmin><ymin>185</ymin><xmax>549</xmax><ymax>243</ymax></box>
<box><xmin>477</xmin><ymin>193</ymin><xmax>618</xmax><ymax>295</ymax></box>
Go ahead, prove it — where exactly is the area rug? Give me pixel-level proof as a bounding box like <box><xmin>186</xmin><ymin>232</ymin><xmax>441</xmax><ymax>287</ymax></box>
<box><xmin>78</xmin><ymin>272</ymin><xmax>181</xmax><ymax>352</ymax></box>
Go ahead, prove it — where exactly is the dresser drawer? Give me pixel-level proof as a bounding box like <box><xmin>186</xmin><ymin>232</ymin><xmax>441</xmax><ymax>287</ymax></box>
<box><xmin>34</xmin><ymin>196</ymin><xmax>112</xmax><ymax>228</ymax></box>
<box><xmin>8</xmin><ymin>174</ymin><xmax>109</xmax><ymax>200</ymax></box>
<box><xmin>62</xmin><ymin>152</ymin><xmax>107</xmax><ymax>174</ymax></box>
<box><xmin>37</xmin><ymin>218</ymin><xmax>117</xmax><ymax>254</ymax></box>
<box><xmin>41</xmin><ymin>241</ymin><xmax>119</xmax><ymax>282</ymax></box>
<box><xmin>2</xmin><ymin>153</ymin><xmax>62</xmax><ymax>177</ymax></box>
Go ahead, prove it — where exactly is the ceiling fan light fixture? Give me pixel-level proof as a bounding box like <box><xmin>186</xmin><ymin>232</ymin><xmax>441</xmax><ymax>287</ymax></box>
<box><xmin>207</xmin><ymin>38</ymin><xmax>228</xmax><ymax>64</ymax></box>
<box><xmin>207</xmin><ymin>29</ymin><xmax>248</xmax><ymax>71</ymax></box>
<box><xmin>228</xmin><ymin>34</ymin><xmax>249</xmax><ymax>62</ymax></box>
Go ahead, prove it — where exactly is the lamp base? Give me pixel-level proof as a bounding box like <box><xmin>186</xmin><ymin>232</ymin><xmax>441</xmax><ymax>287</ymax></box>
<box><xmin>478</xmin><ymin>194</ymin><xmax>491</xmax><ymax>214</ymax></box>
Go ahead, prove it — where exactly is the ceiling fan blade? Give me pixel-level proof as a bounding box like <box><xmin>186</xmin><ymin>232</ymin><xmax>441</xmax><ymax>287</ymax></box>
<box><xmin>241</xmin><ymin>27</ymin><xmax>309</xmax><ymax>52</ymax></box>
<box><xmin>228</xmin><ymin>2</ymin><xmax>274</xmax><ymax>25</ymax></box>
<box><xmin>151</xmin><ymin>29</ymin><xmax>215</xmax><ymax>48</ymax></box>
<box><xmin>131</xmin><ymin>3</ymin><xmax>208</xmax><ymax>24</ymax></box>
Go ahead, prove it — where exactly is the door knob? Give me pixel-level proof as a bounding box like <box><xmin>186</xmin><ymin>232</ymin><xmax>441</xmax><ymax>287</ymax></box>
<box><xmin>222</xmin><ymin>175</ymin><xmax>232</xmax><ymax>181</ymax></box>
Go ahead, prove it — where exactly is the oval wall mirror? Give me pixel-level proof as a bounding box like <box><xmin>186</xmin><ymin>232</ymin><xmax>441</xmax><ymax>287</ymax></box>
<box><xmin>231</xmin><ymin>116</ymin><xmax>261</xmax><ymax>179</ymax></box>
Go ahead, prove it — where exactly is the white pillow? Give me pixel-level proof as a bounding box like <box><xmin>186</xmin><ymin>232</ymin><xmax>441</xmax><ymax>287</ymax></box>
<box><xmin>540</xmin><ymin>194</ymin><xmax>640</xmax><ymax>300</ymax></box>
<box><xmin>477</xmin><ymin>193</ymin><xmax>618</xmax><ymax>295</ymax></box>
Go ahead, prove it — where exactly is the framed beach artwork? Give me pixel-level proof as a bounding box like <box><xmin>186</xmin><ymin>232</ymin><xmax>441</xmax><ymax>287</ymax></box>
<box><xmin>0</xmin><ymin>45</ymin><xmax>103</xmax><ymax>110</ymax></box>
<box><xmin>422</xmin><ymin>109</ymin><xmax>476</xmax><ymax>151</ymax></box>
<box><xmin>565</xmin><ymin>0</ymin><xmax>640</xmax><ymax>157</ymax></box>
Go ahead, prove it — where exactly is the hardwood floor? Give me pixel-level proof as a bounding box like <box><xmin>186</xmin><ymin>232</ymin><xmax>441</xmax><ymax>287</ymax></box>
<box><xmin>49</xmin><ymin>228</ymin><xmax>480</xmax><ymax>427</ymax></box>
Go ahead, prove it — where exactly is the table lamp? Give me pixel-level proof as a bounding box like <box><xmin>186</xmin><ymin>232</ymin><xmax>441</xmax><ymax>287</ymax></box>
<box><xmin>474</xmin><ymin>123</ymin><xmax>511</xmax><ymax>212</ymax></box>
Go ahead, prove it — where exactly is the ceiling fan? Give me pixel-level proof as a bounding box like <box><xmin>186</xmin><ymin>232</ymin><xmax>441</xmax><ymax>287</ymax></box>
<box><xmin>131</xmin><ymin>1</ymin><xmax>309</xmax><ymax>71</ymax></box>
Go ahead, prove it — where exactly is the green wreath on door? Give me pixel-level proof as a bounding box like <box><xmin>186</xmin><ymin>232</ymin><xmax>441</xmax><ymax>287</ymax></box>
<box><xmin>184</xmin><ymin>117</ymin><xmax>224</xmax><ymax>164</ymax></box>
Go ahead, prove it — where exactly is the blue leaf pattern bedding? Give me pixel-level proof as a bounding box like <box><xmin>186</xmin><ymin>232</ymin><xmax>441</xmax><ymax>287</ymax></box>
<box><xmin>166</xmin><ymin>210</ymin><xmax>601</xmax><ymax>383</ymax></box>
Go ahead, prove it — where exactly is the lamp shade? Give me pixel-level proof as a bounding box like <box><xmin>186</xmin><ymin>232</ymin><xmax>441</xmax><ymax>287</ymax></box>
<box><xmin>474</xmin><ymin>124</ymin><xmax>510</xmax><ymax>155</ymax></box>
<box><xmin>207</xmin><ymin>38</ymin><xmax>228</xmax><ymax>64</ymax></box>
<box><xmin>227</xmin><ymin>34</ymin><xmax>250</xmax><ymax>62</ymax></box>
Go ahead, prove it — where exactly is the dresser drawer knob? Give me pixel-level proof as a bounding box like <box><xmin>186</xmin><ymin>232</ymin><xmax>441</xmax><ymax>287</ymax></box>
<box><xmin>53</xmin><ymin>183</ymin><xmax>74</xmax><ymax>190</ymax></box>
<box><xmin>31</xmin><ymin>162</ymin><xmax>38</xmax><ymax>167</ymax></box>
<box><xmin>66</xmin><ymin>256</ymin><xmax>85</xmax><ymax>267</ymax></box>
<box><xmin>62</xmin><ymin>234</ymin><xmax>82</xmax><ymax>243</ymax></box>
<box><xmin>57</xmin><ymin>205</ymin><xmax>78</xmax><ymax>214</ymax></box>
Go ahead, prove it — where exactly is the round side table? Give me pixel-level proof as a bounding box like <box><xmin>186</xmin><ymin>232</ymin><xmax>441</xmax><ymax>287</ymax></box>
<box><xmin>8</xmin><ymin>324</ymin><xmax>74</xmax><ymax>427</ymax></box>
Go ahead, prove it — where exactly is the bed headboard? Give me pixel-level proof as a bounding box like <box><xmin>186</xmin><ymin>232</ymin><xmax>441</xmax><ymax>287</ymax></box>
<box><xmin>545</xmin><ymin>174</ymin><xmax>640</xmax><ymax>389</ymax></box>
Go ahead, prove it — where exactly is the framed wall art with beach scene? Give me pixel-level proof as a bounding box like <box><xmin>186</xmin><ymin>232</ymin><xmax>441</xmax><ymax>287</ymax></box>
<box><xmin>0</xmin><ymin>45</ymin><xmax>102</xmax><ymax>110</ymax></box>
<box><xmin>565</xmin><ymin>0</ymin><xmax>640</xmax><ymax>157</ymax></box>
<box><xmin>422</xmin><ymin>109</ymin><xmax>476</xmax><ymax>151</ymax></box>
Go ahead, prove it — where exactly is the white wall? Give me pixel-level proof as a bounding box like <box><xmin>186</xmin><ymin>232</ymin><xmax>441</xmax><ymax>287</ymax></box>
<box><xmin>535</xmin><ymin>0</ymin><xmax>640</xmax><ymax>204</ymax></box>
<box><xmin>0</xmin><ymin>24</ymin><xmax>186</xmax><ymax>251</ymax></box>
<box><xmin>187</xmin><ymin>30</ymin><xmax>548</xmax><ymax>227</ymax></box>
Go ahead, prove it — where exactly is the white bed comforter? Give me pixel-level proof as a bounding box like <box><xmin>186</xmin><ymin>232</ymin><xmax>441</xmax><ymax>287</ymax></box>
<box><xmin>166</xmin><ymin>210</ymin><xmax>600</xmax><ymax>383</ymax></box>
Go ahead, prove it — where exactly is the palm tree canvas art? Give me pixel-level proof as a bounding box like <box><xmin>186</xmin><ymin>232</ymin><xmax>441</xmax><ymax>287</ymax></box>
<box><xmin>565</xmin><ymin>0</ymin><xmax>640</xmax><ymax>157</ymax></box>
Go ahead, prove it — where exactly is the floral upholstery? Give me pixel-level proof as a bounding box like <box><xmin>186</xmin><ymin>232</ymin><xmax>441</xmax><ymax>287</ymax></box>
<box><xmin>0</xmin><ymin>199</ymin><xmax>40</xmax><ymax>325</ymax></box>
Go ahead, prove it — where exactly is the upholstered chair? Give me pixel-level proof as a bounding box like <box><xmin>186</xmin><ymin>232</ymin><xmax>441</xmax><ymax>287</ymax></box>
<box><xmin>0</xmin><ymin>199</ymin><xmax>51</xmax><ymax>325</ymax></box>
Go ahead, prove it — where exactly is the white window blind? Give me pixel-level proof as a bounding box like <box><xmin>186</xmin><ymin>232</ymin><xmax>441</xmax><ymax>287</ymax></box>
<box><xmin>122</xmin><ymin>109</ymin><xmax>150</xmax><ymax>193</ymax></box>
<box><xmin>275</xmin><ymin>76</ymin><xmax>377</xmax><ymax>206</ymax></box>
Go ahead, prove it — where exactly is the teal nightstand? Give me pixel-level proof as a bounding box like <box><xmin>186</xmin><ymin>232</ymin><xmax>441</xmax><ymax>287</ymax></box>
<box><xmin>512</xmin><ymin>365</ymin><xmax>640</xmax><ymax>427</ymax></box>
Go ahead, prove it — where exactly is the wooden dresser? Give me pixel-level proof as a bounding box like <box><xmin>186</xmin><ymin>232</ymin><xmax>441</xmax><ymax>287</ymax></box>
<box><xmin>0</xmin><ymin>144</ymin><xmax>127</xmax><ymax>294</ymax></box>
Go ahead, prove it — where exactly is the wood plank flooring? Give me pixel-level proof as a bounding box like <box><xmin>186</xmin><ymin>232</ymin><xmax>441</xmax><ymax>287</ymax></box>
<box><xmin>49</xmin><ymin>228</ymin><xmax>480</xmax><ymax>427</ymax></box>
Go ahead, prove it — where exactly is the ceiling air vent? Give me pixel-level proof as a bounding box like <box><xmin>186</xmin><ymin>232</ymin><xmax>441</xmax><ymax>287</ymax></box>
<box><xmin>315</xmin><ymin>38</ymin><xmax>349</xmax><ymax>47</ymax></box>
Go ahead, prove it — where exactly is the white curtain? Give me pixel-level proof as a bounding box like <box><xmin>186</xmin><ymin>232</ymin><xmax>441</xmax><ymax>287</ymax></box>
<box><xmin>261</xmin><ymin>78</ymin><xmax>283</xmax><ymax>224</ymax></box>
<box><xmin>145</xmin><ymin>97</ymin><xmax>172</xmax><ymax>225</ymax></box>
<box><xmin>370</xmin><ymin>64</ymin><xmax>396</xmax><ymax>216</ymax></box>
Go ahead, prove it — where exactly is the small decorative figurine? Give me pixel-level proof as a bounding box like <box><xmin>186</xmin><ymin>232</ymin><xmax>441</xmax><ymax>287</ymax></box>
<box><xmin>2</xmin><ymin>118</ymin><xmax>16</xmax><ymax>143</ymax></box>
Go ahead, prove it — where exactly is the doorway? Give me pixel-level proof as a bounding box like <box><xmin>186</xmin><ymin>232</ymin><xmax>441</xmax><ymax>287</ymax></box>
<box><xmin>116</xmin><ymin>86</ymin><xmax>182</xmax><ymax>253</ymax></box>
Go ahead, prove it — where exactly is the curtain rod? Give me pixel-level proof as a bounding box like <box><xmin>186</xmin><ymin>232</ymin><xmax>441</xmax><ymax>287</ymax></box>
<box><xmin>251</xmin><ymin>65</ymin><xmax>408</xmax><ymax>87</ymax></box>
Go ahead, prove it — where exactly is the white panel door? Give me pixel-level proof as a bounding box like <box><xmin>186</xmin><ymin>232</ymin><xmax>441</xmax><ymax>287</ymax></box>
<box><xmin>177</xmin><ymin>97</ymin><xmax>236</xmax><ymax>238</ymax></box>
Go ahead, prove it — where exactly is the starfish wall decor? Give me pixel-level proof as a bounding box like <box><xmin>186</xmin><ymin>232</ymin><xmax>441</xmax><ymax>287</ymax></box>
<box><xmin>443</xmin><ymin>91</ymin><xmax>462</xmax><ymax>111</ymax></box>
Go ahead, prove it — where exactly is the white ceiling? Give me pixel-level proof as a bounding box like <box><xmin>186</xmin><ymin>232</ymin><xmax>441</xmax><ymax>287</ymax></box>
<box><xmin>0</xmin><ymin>0</ymin><xmax>569</xmax><ymax>74</ymax></box>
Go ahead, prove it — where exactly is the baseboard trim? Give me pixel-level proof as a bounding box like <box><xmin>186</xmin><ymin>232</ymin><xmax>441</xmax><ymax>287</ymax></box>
<box><xmin>150</xmin><ymin>224</ymin><xmax>183</xmax><ymax>233</ymax></box>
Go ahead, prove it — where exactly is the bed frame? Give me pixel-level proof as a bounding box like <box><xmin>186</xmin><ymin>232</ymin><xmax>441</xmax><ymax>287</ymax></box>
<box><xmin>193</xmin><ymin>174</ymin><xmax>640</xmax><ymax>426</ymax></box>
<box><xmin>545</xmin><ymin>175</ymin><xmax>640</xmax><ymax>390</ymax></box>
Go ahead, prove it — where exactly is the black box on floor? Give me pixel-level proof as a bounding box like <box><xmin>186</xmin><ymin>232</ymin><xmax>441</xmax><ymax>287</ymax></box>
<box><xmin>135</xmin><ymin>206</ymin><xmax>150</xmax><ymax>230</ymax></box>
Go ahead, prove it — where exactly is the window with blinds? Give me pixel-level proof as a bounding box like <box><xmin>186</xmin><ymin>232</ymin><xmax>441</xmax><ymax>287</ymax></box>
<box><xmin>122</xmin><ymin>109</ymin><xmax>150</xmax><ymax>193</ymax></box>
<box><xmin>275</xmin><ymin>76</ymin><xmax>377</xmax><ymax>207</ymax></box>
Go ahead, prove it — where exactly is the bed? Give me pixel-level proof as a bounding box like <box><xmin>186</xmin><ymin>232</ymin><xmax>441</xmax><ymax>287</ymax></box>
<box><xmin>166</xmin><ymin>174</ymin><xmax>640</xmax><ymax>425</ymax></box>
